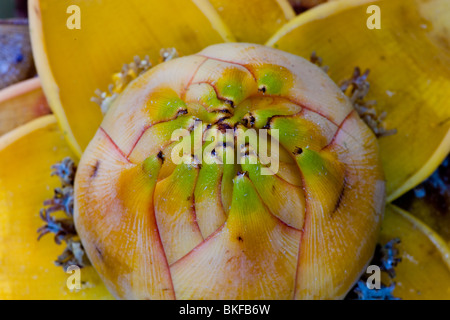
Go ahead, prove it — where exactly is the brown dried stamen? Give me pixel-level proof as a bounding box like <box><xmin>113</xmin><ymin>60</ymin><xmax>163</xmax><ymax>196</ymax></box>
<box><xmin>309</xmin><ymin>52</ymin><xmax>396</xmax><ymax>138</ymax></box>
<box><xmin>340</xmin><ymin>67</ymin><xmax>397</xmax><ymax>138</ymax></box>
<box><xmin>38</xmin><ymin>157</ymin><xmax>90</xmax><ymax>271</ymax></box>
<box><xmin>160</xmin><ymin>47</ymin><xmax>179</xmax><ymax>62</ymax></box>
<box><xmin>92</xmin><ymin>48</ymin><xmax>181</xmax><ymax>115</ymax></box>
<box><xmin>91</xmin><ymin>55</ymin><xmax>152</xmax><ymax>114</ymax></box>
<box><xmin>309</xmin><ymin>51</ymin><xmax>329</xmax><ymax>73</ymax></box>
<box><xmin>346</xmin><ymin>239</ymin><xmax>401</xmax><ymax>300</ymax></box>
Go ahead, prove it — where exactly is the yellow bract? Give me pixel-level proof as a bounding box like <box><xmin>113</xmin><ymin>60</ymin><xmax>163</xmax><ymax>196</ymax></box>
<box><xmin>267</xmin><ymin>0</ymin><xmax>450</xmax><ymax>201</ymax></box>
<box><xmin>0</xmin><ymin>78</ymin><xmax>50</xmax><ymax>136</ymax></box>
<box><xmin>208</xmin><ymin>0</ymin><xmax>295</xmax><ymax>43</ymax></box>
<box><xmin>29</xmin><ymin>0</ymin><xmax>234</xmax><ymax>156</ymax></box>
<box><xmin>380</xmin><ymin>205</ymin><xmax>450</xmax><ymax>299</ymax></box>
<box><xmin>0</xmin><ymin>115</ymin><xmax>112</xmax><ymax>299</ymax></box>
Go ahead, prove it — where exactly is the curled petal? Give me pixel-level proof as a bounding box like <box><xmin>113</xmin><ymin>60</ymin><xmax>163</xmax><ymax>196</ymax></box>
<box><xmin>380</xmin><ymin>205</ymin><xmax>450</xmax><ymax>299</ymax></box>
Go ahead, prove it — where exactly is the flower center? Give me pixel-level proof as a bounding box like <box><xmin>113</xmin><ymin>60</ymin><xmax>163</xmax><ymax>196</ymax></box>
<box><xmin>75</xmin><ymin>43</ymin><xmax>385</xmax><ymax>300</ymax></box>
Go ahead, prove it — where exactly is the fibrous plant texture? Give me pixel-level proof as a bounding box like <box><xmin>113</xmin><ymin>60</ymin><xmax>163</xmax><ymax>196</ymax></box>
<box><xmin>74</xmin><ymin>43</ymin><xmax>385</xmax><ymax>300</ymax></box>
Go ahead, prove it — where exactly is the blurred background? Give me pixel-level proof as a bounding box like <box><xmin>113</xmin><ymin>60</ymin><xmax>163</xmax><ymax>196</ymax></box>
<box><xmin>0</xmin><ymin>0</ymin><xmax>35</xmax><ymax>90</ymax></box>
<box><xmin>0</xmin><ymin>0</ymin><xmax>15</xmax><ymax>19</ymax></box>
<box><xmin>0</xmin><ymin>0</ymin><xmax>27</xmax><ymax>18</ymax></box>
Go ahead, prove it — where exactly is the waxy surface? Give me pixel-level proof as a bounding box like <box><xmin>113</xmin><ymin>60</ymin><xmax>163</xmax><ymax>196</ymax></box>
<box><xmin>75</xmin><ymin>43</ymin><xmax>385</xmax><ymax>299</ymax></box>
